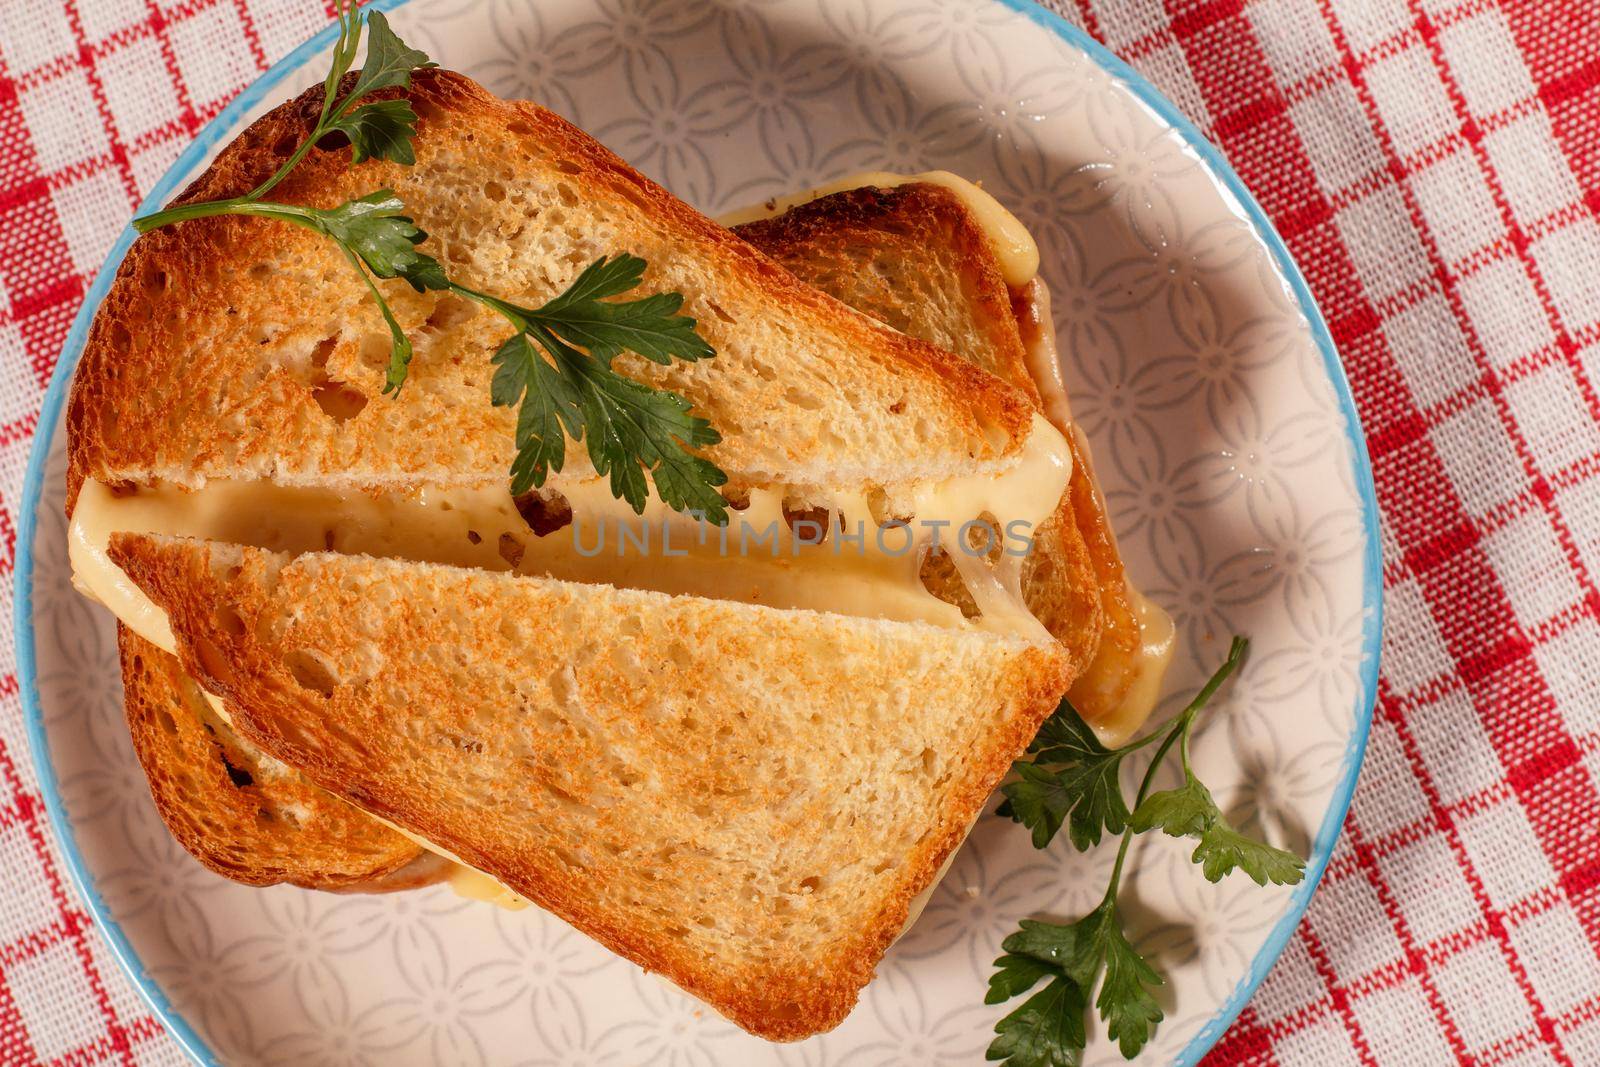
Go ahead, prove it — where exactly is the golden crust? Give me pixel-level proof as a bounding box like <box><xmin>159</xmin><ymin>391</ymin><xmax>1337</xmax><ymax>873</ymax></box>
<box><xmin>110</xmin><ymin>534</ymin><xmax>1070</xmax><ymax>1040</ymax></box>
<box><xmin>734</xmin><ymin>184</ymin><xmax>1043</xmax><ymax>402</ymax></box>
<box><xmin>1058</xmin><ymin>426</ymin><xmax>1145</xmax><ymax>720</ymax></box>
<box><xmin>118</xmin><ymin>625</ymin><xmax>423</xmax><ymax>889</ymax></box>
<box><xmin>67</xmin><ymin>69</ymin><xmax>1035</xmax><ymax>516</ymax></box>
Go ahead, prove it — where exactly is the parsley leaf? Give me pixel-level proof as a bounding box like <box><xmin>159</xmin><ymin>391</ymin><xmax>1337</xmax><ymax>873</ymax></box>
<box><xmin>999</xmin><ymin>763</ymin><xmax>1071</xmax><ymax>850</ymax></box>
<box><xmin>531</xmin><ymin>254</ymin><xmax>715</xmax><ymax>365</ymax></box>
<box><xmin>1194</xmin><ymin>822</ymin><xmax>1306</xmax><ymax>887</ymax></box>
<box><xmin>1003</xmin><ymin>916</ymin><xmax>1098</xmax><ymax>988</ymax></box>
<box><xmin>492</xmin><ymin>332</ymin><xmax>579</xmax><ymax>480</ymax></box>
<box><xmin>987</xmin><ymin>637</ymin><xmax>1303</xmax><ymax>1063</ymax></box>
<box><xmin>987</xmin><ymin>977</ymin><xmax>1086</xmax><ymax>1067</ymax></box>
<box><xmin>538</xmin><ymin>251</ymin><xmax>649</xmax><ymax>313</ymax></box>
<box><xmin>327</xmin><ymin>97</ymin><xmax>423</xmax><ymax>165</ymax></box>
<box><xmin>999</xmin><ymin>702</ymin><xmax>1129</xmax><ymax>851</ymax></box>
<box><xmin>129</xmin><ymin>2</ymin><xmax>728</xmax><ymax>519</ymax></box>
<box><xmin>313</xmin><ymin>190</ymin><xmax>433</xmax><ymax>280</ymax></box>
<box><xmin>987</xmin><ymin>954</ymin><xmax>1059</xmax><ymax>1005</ymax></box>
<box><xmin>1097</xmin><ymin>917</ymin><xmax>1164</xmax><ymax>1058</ymax></box>
<box><xmin>343</xmin><ymin>10</ymin><xmax>435</xmax><ymax>100</ymax></box>
<box><xmin>1128</xmin><ymin>775</ymin><xmax>1216</xmax><ymax>839</ymax></box>
<box><xmin>1002</xmin><ymin>904</ymin><xmax>1162</xmax><ymax>1059</ymax></box>
<box><xmin>473</xmin><ymin>270</ymin><xmax>727</xmax><ymax>518</ymax></box>
<box><xmin>1026</xmin><ymin>699</ymin><xmax>1106</xmax><ymax>759</ymax></box>
<box><xmin>1131</xmin><ymin>770</ymin><xmax>1304</xmax><ymax>885</ymax></box>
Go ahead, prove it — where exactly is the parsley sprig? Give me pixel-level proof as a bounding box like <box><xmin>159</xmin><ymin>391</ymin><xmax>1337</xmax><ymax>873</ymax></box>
<box><xmin>131</xmin><ymin>1</ymin><xmax>727</xmax><ymax>521</ymax></box>
<box><xmin>132</xmin><ymin>3</ymin><xmax>438</xmax><ymax>384</ymax></box>
<box><xmin>988</xmin><ymin>638</ymin><xmax>1306</xmax><ymax>1065</ymax></box>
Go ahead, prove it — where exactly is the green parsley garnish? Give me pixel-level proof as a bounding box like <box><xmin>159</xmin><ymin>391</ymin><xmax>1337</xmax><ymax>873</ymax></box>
<box><xmin>131</xmin><ymin>1</ymin><xmax>727</xmax><ymax>522</ymax></box>
<box><xmin>997</xmin><ymin>702</ymin><xmax>1131</xmax><ymax>851</ymax></box>
<box><xmin>474</xmin><ymin>254</ymin><xmax>725</xmax><ymax>517</ymax></box>
<box><xmin>988</xmin><ymin>638</ymin><xmax>1305</xmax><ymax>1064</ymax></box>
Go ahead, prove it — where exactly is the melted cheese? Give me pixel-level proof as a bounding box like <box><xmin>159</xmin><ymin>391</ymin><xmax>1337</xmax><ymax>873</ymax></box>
<box><xmin>718</xmin><ymin>170</ymin><xmax>1039</xmax><ymax>287</ymax></box>
<box><xmin>356</xmin><ymin>809</ymin><xmax>531</xmax><ymax>911</ymax></box>
<box><xmin>70</xmin><ymin>481</ymin><xmax>179</xmax><ymax>653</ymax></box>
<box><xmin>70</xmin><ymin>478</ymin><xmax>528</xmax><ymax>655</ymax></box>
<box><xmin>69</xmin><ymin>415</ymin><xmax>1071</xmax><ymax>652</ymax></box>
<box><xmin>1096</xmin><ymin>588</ymin><xmax>1178</xmax><ymax>747</ymax></box>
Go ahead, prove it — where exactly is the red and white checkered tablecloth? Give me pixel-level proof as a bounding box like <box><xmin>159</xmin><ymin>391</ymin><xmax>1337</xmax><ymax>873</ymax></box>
<box><xmin>2</xmin><ymin>0</ymin><xmax>1600</xmax><ymax>1063</ymax></box>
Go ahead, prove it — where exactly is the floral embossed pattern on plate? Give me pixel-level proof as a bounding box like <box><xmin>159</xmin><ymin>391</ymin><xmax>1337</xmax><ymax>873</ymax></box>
<box><xmin>17</xmin><ymin>0</ymin><xmax>1380</xmax><ymax>1063</ymax></box>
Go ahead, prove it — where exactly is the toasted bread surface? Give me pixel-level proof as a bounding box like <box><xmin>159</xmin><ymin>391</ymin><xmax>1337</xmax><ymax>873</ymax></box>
<box><xmin>736</xmin><ymin>184</ymin><xmax>1104</xmax><ymax>675</ymax></box>
<box><xmin>110</xmin><ymin>533</ymin><xmax>1069</xmax><ymax>1040</ymax></box>
<box><xmin>119</xmin><ymin>625</ymin><xmax>423</xmax><ymax>888</ymax></box>
<box><xmin>67</xmin><ymin>69</ymin><xmax>1038</xmax><ymax>513</ymax></box>
<box><xmin>733</xmin><ymin>185</ymin><xmax>1042</xmax><ymax>401</ymax></box>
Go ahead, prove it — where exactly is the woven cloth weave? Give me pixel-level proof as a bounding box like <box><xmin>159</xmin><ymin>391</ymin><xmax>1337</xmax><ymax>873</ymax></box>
<box><xmin>2</xmin><ymin>0</ymin><xmax>1599</xmax><ymax>1063</ymax></box>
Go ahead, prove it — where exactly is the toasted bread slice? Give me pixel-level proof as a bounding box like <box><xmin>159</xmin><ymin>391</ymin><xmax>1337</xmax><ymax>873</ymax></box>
<box><xmin>67</xmin><ymin>68</ymin><xmax>1040</xmax><ymax>514</ymax></box>
<box><xmin>734</xmin><ymin>184</ymin><xmax>1105</xmax><ymax>677</ymax></box>
<box><xmin>110</xmin><ymin>533</ymin><xmax>1069</xmax><ymax>1040</ymax></box>
<box><xmin>119</xmin><ymin>624</ymin><xmax>425</xmax><ymax>889</ymax></box>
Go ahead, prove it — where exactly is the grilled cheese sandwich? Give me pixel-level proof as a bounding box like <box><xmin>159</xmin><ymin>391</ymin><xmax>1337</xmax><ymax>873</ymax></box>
<box><xmin>69</xmin><ymin>171</ymin><xmax>1081</xmax><ymax>922</ymax></box>
<box><xmin>65</xmin><ymin>64</ymin><xmax>1176</xmax><ymax>1039</ymax></box>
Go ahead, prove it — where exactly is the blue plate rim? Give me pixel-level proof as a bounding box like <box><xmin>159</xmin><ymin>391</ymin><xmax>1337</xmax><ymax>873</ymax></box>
<box><xmin>11</xmin><ymin>2</ymin><xmax>1383</xmax><ymax>1064</ymax></box>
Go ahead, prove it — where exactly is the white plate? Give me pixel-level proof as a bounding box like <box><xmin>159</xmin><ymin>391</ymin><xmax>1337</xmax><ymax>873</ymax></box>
<box><xmin>15</xmin><ymin>1</ymin><xmax>1381</xmax><ymax>1063</ymax></box>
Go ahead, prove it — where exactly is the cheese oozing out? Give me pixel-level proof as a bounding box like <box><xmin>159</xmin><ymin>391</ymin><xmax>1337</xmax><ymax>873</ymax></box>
<box><xmin>1010</xmin><ymin>274</ymin><xmax>1177</xmax><ymax>744</ymax></box>
<box><xmin>1093</xmin><ymin>588</ymin><xmax>1178</xmax><ymax>747</ymax></box>
<box><xmin>69</xmin><ymin>411</ymin><xmax>1071</xmax><ymax>654</ymax></box>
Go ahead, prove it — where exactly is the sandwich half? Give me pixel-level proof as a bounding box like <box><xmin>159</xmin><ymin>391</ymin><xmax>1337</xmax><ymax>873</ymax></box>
<box><xmin>112</xmin><ymin>533</ymin><xmax>1067</xmax><ymax>1039</ymax></box>
<box><xmin>68</xmin><ymin>69</ymin><xmax>1082</xmax><ymax>1037</ymax></box>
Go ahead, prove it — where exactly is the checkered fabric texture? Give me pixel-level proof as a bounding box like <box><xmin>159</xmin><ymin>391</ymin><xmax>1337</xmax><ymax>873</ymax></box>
<box><xmin>1</xmin><ymin>0</ymin><xmax>1599</xmax><ymax>1062</ymax></box>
